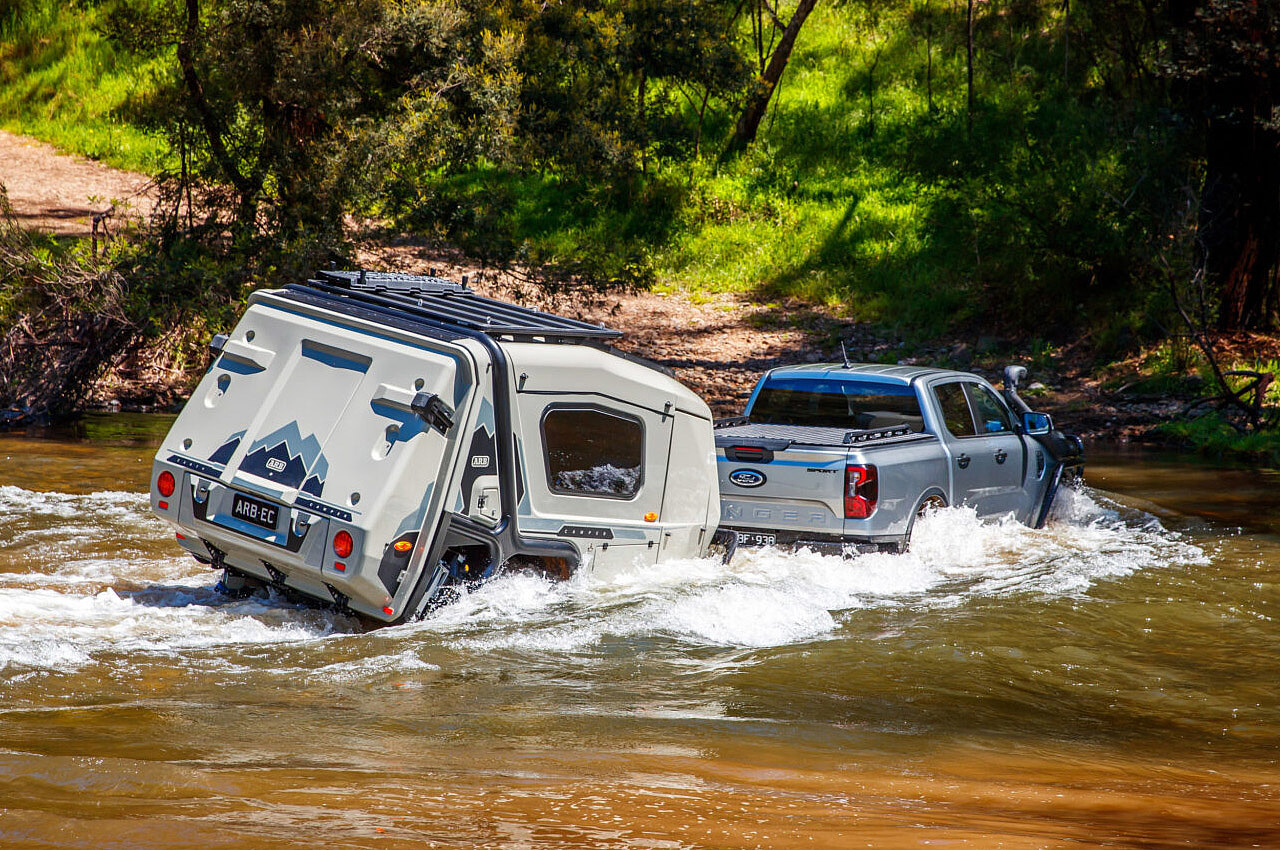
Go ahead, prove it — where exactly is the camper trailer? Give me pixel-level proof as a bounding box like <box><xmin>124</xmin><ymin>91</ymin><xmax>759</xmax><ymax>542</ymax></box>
<box><xmin>149</xmin><ymin>271</ymin><xmax>721</xmax><ymax>624</ymax></box>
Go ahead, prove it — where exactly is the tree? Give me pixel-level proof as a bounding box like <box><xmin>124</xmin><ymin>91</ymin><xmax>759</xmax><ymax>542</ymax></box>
<box><xmin>108</xmin><ymin>0</ymin><xmax>524</xmax><ymax>280</ymax></box>
<box><xmin>1169</xmin><ymin>0</ymin><xmax>1280</xmax><ymax>330</ymax></box>
<box><xmin>723</xmin><ymin>0</ymin><xmax>819</xmax><ymax>156</ymax></box>
<box><xmin>965</xmin><ymin>0</ymin><xmax>975</xmax><ymax>133</ymax></box>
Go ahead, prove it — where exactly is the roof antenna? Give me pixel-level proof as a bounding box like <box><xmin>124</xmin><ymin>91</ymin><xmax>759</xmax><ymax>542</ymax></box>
<box><xmin>840</xmin><ymin>340</ymin><xmax>852</xmax><ymax>369</ymax></box>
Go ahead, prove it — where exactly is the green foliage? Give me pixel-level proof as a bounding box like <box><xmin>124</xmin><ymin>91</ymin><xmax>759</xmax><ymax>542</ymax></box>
<box><xmin>1158</xmin><ymin>412</ymin><xmax>1280</xmax><ymax>468</ymax></box>
<box><xmin>657</xmin><ymin>1</ymin><xmax>1192</xmax><ymax>340</ymax></box>
<box><xmin>0</xmin><ymin>0</ymin><xmax>1254</xmax><ymax>347</ymax></box>
<box><xmin>0</xmin><ymin>0</ymin><xmax>170</xmax><ymax>172</ymax></box>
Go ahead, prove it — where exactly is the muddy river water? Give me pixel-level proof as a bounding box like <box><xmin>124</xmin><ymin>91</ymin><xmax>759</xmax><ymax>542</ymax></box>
<box><xmin>0</xmin><ymin>415</ymin><xmax>1277</xmax><ymax>848</ymax></box>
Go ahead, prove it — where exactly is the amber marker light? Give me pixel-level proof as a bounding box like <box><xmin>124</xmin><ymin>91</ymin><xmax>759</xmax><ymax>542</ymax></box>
<box><xmin>644</xmin><ymin>512</ymin><xmax>658</xmax><ymax>523</ymax></box>
<box><xmin>393</xmin><ymin>539</ymin><xmax>413</xmax><ymax>553</ymax></box>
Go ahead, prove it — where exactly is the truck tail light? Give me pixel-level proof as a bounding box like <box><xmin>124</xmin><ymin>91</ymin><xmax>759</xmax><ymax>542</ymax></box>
<box><xmin>845</xmin><ymin>464</ymin><xmax>878</xmax><ymax>519</ymax></box>
<box><xmin>157</xmin><ymin>470</ymin><xmax>176</xmax><ymax>498</ymax></box>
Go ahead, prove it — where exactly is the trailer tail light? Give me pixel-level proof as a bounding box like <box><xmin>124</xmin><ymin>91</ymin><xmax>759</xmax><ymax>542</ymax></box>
<box><xmin>332</xmin><ymin>530</ymin><xmax>354</xmax><ymax>559</ymax></box>
<box><xmin>157</xmin><ymin>470</ymin><xmax>176</xmax><ymax>498</ymax></box>
<box><xmin>845</xmin><ymin>464</ymin><xmax>878</xmax><ymax>519</ymax></box>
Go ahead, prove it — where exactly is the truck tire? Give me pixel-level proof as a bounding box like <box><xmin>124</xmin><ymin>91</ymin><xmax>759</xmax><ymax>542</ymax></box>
<box><xmin>900</xmin><ymin>491</ymin><xmax>947</xmax><ymax>552</ymax></box>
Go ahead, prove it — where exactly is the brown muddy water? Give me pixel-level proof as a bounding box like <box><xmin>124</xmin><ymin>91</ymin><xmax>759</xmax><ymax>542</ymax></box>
<box><xmin>0</xmin><ymin>415</ymin><xmax>1277</xmax><ymax>849</ymax></box>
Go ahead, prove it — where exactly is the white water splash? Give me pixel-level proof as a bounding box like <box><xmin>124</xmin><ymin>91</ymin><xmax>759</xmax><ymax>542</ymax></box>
<box><xmin>419</xmin><ymin>485</ymin><xmax>1207</xmax><ymax>650</ymax></box>
<box><xmin>0</xmin><ymin>483</ymin><xmax>1208</xmax><ymax>680</ymax></box>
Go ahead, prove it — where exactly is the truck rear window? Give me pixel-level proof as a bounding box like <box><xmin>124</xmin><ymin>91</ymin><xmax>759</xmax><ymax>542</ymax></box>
<box><xmin>749</xmin><ymin>378</ymin><xmax>925</xmax><ymax>431</ymax></box>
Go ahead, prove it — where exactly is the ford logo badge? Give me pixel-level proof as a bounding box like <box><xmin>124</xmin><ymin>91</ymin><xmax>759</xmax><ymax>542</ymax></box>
<box><xmin>728</xmin><ymin>468</ymin><xmax>766</xmax><ymax>488</ymax></box>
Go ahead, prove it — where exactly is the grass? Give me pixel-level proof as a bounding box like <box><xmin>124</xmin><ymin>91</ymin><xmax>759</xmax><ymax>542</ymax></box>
<box><xmin>0</xmin><ymin>0</ymin><xmax>171</xmax><ymax>173</ymax></box>
<box><xmin>0</xmin><ymin>1</ymin><xmax>1185</xmax><ymax>349</ymax></box>
<box><xmin>1158</xmin><ymin>413</ymin><xmax>1280</xmax><ymax>468</ymax></box>
<box><xmin>647</xmin><ymin>2</ymin><xmax>1173</xmax><ymax>343</ymax></box>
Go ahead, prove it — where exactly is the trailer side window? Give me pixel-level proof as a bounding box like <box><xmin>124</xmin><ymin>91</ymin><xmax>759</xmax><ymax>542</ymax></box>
<box><xmin>542</xmin><ymin>407</ymin><xmax>643</xmax><ymax>498</ymax></box>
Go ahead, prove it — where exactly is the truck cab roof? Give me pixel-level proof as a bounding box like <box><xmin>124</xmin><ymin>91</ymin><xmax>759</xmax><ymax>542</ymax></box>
<box><xmin>760</xmin><ymin>363</ymin><xmax>980</xmax><ymax>385</ymax></box>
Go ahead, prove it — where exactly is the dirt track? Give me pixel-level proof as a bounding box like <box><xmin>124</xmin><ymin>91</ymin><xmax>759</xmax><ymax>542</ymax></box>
<box><xmin>0</xmin><ymin>130</ymin><xmax>154</xmax><ymax>237</ymax></box>
<box><xmin>1</xmin><ymin>130</ymin><xmax>1219</xmax><ymax>435</ymax></box>
<box><xmin>0</xmin><ymin>129</ymin><xmax>853</xmax><ymax>415</ymax></box>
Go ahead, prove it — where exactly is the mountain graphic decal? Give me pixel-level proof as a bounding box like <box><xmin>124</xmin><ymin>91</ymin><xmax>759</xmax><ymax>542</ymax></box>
<box><xmin>238</xmin><ymin>421</ymin><xmax>328</xmax><ymax>495</ymax></box>
<box><xmin>208</xmin><ymin>430</ymin><xmax>246</xmax><ymax>465</ymax></box>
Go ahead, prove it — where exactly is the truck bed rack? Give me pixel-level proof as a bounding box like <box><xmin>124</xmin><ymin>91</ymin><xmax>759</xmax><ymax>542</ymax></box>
<box><xmin>300</xmin><ymin>270</ymin><xmax>623</xmax><ymax>343</ymax></box>
<box><xmin>714</xmin><ymin>420</ymin><xmax>930</xmax><ymax>449</ymax></box>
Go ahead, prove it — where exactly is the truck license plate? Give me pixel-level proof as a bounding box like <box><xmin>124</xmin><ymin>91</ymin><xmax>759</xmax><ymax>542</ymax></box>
<box><xmin>736</xmin><ymin>531</ymin><xmax>776</xmax><ymax>547</ymax></box>
<box><xmin>231</xmin><ymin>493</ymin><xmax>279</xmax><ymax>530</ymax></box>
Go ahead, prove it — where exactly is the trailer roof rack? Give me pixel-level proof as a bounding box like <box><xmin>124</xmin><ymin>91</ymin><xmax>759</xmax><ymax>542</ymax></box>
<box><xmin>294</xmin><ymin>269</ymin><xmax>623</xmax><ymax>343</ymax></box>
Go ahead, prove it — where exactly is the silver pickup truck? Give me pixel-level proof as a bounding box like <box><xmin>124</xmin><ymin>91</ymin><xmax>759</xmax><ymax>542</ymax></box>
<box><xmin>714</xmin><ymin>363</ymin><xmax>1084</xmax><ymax>553</ymax></box>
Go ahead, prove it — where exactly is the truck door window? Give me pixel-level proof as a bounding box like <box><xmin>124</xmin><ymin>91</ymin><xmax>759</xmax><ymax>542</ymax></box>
<box><xmin>964</xmin><ymin>383</ymin><xmax>1014</xmax><ymax>434</ymax></box>
<box><xmin>542</xmin><ymin>407</ymin><xmax>643</xmax><ymax>498</ymax></box>
<box><xmin>750</xmin><ymin>379</ymin><xmax>925</xmax><ymax>431</ymax></box>
<box><xmin>932</xmin><ymin>382</ymin><xmax>978</xmax><ymax>437</ymax></box>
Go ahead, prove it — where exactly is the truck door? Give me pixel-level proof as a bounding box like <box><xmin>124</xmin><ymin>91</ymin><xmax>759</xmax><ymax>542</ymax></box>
<box><xmin>930</xmin><ymin>380</ymin><xmax>1027</xmax><ymax>519</ymax></box>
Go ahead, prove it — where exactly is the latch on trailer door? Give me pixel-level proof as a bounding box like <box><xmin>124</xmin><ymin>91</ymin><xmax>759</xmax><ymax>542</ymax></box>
<box><xmin>477</xmin><ymin>487</ymin><xmax>500</xmax><ymax>522</ymax></box>
<box><xmin>410</xmin><ymin>391</ymin><xmax>454</xmax><ymax>434</ymax></box>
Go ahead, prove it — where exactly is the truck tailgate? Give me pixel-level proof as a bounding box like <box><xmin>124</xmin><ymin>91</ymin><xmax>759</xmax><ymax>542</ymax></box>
<box><xmin>715</xmin><ymin>425</ymin><xmax>849</xmax><ymax>537</ymax></box>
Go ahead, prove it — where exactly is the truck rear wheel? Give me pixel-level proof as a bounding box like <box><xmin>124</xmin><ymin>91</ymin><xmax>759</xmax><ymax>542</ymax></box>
<box><xmin>900</xmin><ymin>493</ymin><xmax>947</xmax><ymax>552</ymax></box>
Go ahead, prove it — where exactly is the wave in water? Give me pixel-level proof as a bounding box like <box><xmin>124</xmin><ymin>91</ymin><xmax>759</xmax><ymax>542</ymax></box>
<box><xmin>0</xmin><ymin>484</ymin><xmax>1206</xmax><ymax>680</ymax></box>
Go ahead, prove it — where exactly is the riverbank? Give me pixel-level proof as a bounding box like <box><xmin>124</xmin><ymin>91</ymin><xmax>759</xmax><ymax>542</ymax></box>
<box><xmin>2</xmin><ymin>131</ymin><xmax>1276</xmax><ymax>458</ymax></box>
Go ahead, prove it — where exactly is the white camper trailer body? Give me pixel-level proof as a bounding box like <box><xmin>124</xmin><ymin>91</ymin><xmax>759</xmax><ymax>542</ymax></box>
<box><xmin>149</xmin><ymin>272</ymin><xmax>719</xmax><ymax>624</ymax></box>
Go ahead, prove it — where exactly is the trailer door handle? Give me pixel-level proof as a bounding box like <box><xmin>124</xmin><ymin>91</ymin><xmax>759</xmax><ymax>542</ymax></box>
<box><xmin>994</xmin><ymin>449</ymin><xmax>1008</xmax><ymax>464</ymax></box>
<box><xmin>956</xmin><ymin>453</ymin><xmax>971</xmax><ymax>469</ymax></box>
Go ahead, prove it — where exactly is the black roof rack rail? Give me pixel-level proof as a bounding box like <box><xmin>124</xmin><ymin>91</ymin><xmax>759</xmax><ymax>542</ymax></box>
<box><xmin>303</xmin><ymin>269</ymin><xmax>623</xmax><ymax>343</ymax></box>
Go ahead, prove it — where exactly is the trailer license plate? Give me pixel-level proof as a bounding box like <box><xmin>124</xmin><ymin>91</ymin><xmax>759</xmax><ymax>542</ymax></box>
<box><xmin>232</xmin><ymin>493</ymin><xmax>279</xmax><ymax>530</ymax></box>
<box><xmin>736</xmin><ymin>532</ymin><xmax>776</xmax><ymax>547</ymax></box>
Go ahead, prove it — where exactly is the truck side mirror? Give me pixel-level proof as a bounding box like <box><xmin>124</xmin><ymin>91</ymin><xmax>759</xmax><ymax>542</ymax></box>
<box><xmin>1022</xmin><ymin>411</ymin><xmax>1052</xmax><ymax>435</ymax></box>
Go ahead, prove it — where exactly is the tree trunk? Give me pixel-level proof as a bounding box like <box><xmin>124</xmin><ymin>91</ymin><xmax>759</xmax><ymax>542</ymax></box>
<box><xmin>925</xmin><ymin>0</ymin><xmax>934</xmax><ymax>112</ymax></box>
<box><xmin>1062</xmin><ymin>0</ymin><xmax>1070</xmax><ymax>82</ymax></box>
<box><xmin>1202</xmin><ymin>115</ymin><xmax>1280</xmax><ymax>330</ymax></box>
<box><xmin>638</xmin><ymin>68</ymin><xmax>647</xmax><ymax>174</ymax></box>
<box><xmin>966</xmin><ymin>0</ymin><xmax>975</xmax><ymax>134</ymax></box>
<box><xmin>724</xmin><ymin>0</ymin><xmax>818</xmax><ymax>157</ymax></box>
<box><xmin>177</xmin><ymin>0</ymin><xmax>252</xmax><ymax>203</ymax></box>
